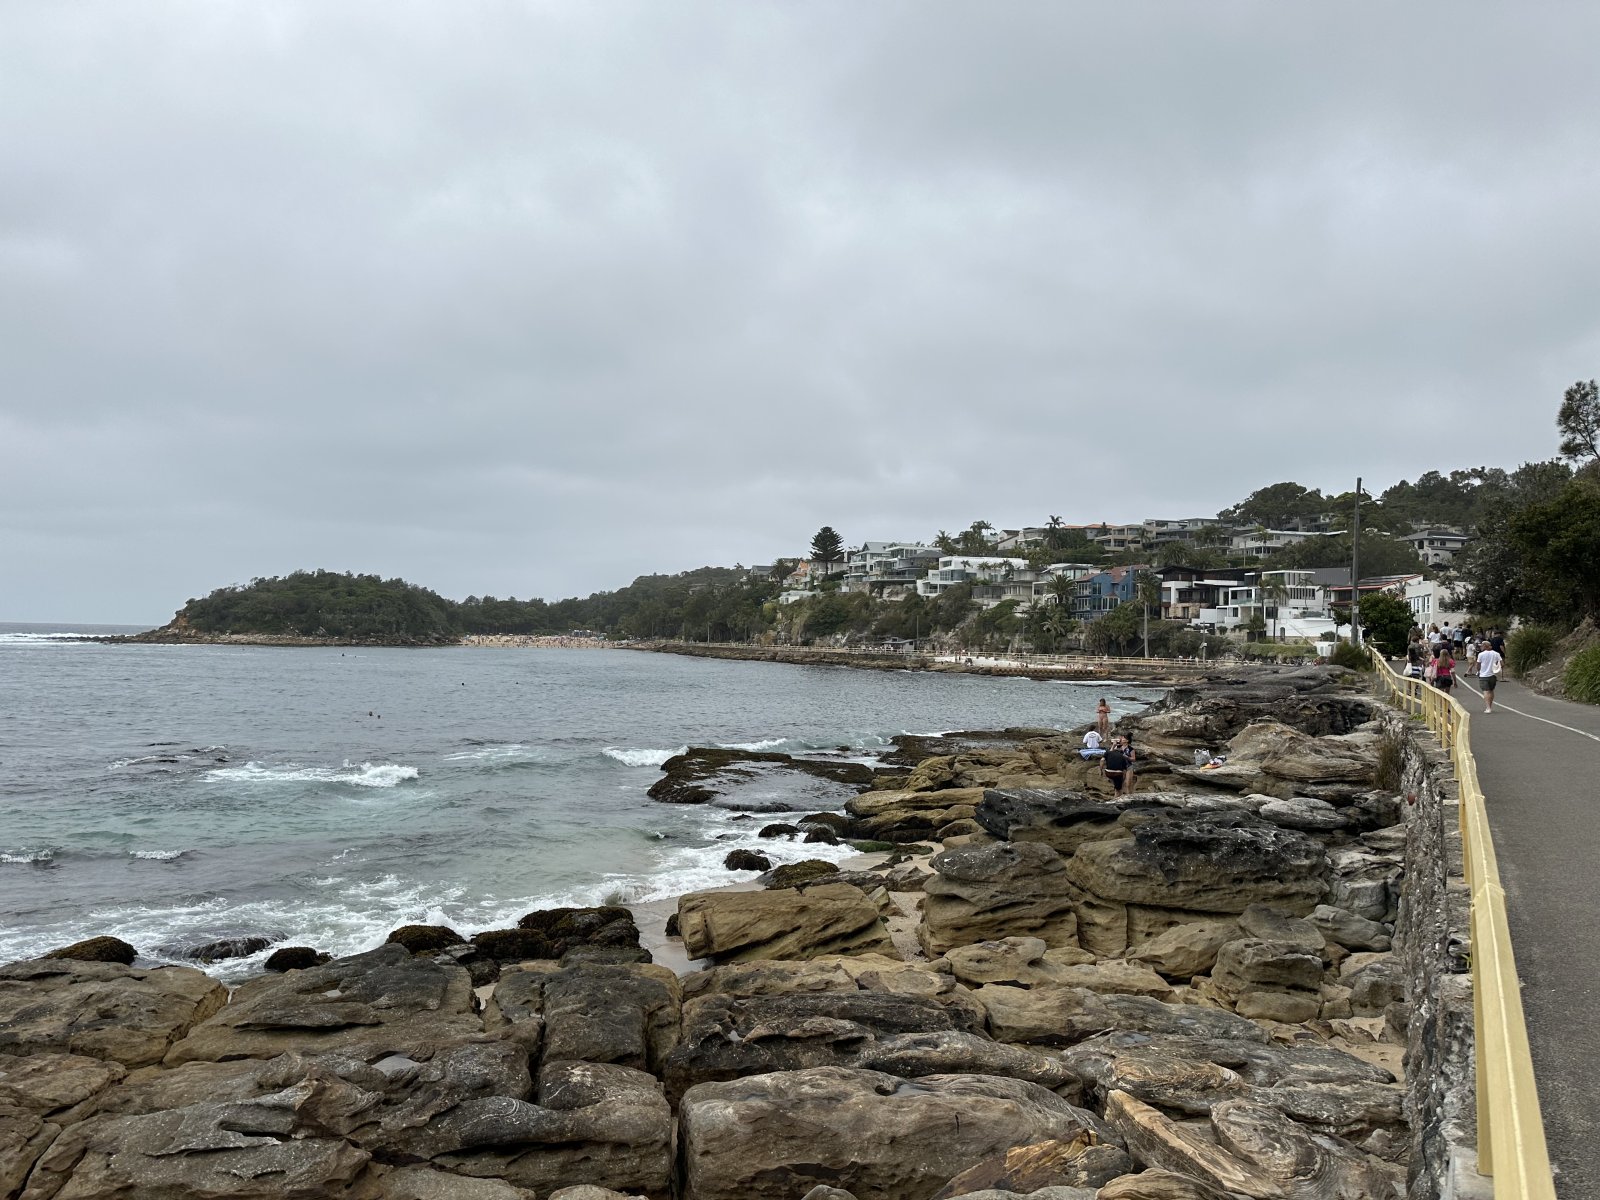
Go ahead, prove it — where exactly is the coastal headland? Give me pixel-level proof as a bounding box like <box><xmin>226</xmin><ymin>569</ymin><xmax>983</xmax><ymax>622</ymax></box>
<box><xmin>0</xmin><ymin>664</ymin><xmax>1463</xmax><ymax>1200</ymax></box>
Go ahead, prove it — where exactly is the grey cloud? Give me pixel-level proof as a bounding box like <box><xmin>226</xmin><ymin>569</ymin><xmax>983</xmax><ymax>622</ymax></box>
<box><xmin>4</xmin><ymin>1</ymin><xmax>1599</xmax><ymax>621</ymax></box>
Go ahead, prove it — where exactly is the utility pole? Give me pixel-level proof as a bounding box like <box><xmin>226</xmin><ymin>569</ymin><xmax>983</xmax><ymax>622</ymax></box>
<box><xmin>1350</xmin><ymin>477</ymin><xmax>1363</xmax><ymax>648</ymax></box>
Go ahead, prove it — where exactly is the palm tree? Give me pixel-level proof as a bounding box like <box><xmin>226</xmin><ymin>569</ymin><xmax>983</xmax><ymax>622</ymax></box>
<box><xmin>1136</xmin><ymin>570</ymin><xmax>1163</xmax><ymax>658</ymax></box>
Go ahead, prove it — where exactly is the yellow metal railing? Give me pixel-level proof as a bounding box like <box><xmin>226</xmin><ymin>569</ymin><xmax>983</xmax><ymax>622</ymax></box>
<box><xmin>1368</xmin><ymin>647</ymin><xmax>1557</xmax><ymax>1199</ymax></box>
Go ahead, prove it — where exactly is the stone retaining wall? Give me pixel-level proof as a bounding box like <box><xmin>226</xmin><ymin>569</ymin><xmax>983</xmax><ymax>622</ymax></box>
<box><xmin>1392</xmin><ymin>712</ymin><xmax>1489</xmax><ymax>1200</ymax></box>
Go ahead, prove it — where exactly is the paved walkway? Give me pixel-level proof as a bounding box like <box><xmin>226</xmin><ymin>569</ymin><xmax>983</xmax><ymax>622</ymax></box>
<box><xmin>1454</xmin><ymin>675</ymin><xmax>1600</xmax><ymax>1199</ymax></box>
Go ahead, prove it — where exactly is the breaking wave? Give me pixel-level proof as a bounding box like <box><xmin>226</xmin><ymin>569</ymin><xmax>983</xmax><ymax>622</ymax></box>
<box><xmin>207</xmin><ymin>762</ymin><xmax>420</xmax><ymax>788</ymax></box>
<box><xmin>602</xmin><ymin>746</ymin><xmax>686</xmax><ymax>768</ymax></box>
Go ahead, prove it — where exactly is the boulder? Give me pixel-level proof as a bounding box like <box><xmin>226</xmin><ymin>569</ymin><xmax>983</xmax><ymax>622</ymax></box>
<box><xmin>677</xmin><ymin>884</ymin><xmax>895</xmax><ymax>962</ymax></box>
<box><xmin>1235</xmin><ymin>905</ymin><xmax>1324</xmax><ymax>955</ymax></box>
<box><xmin>845</xmin><ymin>787</ymin><xmax>990</xmax><ymax>841</ymax></box>
<box><xmin>1095</xmin><ymin>1169</ymin><xmax>1232</xmax><ymax>1199</ymax></box>
<box><xmin>930</xmin><ymin>1136</ymin><xmax>1134</xmax><ymax>1198</ymax></box>
<box><xmin>0</xmin><ymin>959</ymin><xmax>226</xmax><ymax>1068</ymax></box>
<box><xmin>648</xmin><ymin>747</ymin><xmax>874</xmax><ymax>806</ymax></box>
<box><xmin>1174</xmin><ymin>721</ymin><xmax>1381</xmax><ymax>801</ymax></box>
<box><xmin>163</xmin><ymin>944</ymin><xmax>479</xmax><ymax>1065</ymax></box>
<box><xmin>0</xmin><ymin>1052</ymin><xmax>128</xmax><ymax>1197</ymax></box>
<box><xmin>480</xmin><ymin>963</ymin><xmax>680</xmax><ymax>1075</ymax></box>
<box><xmin>940</xmin><ymin>937</ymin><xmax>1062</xmax><ymax>988</ymax></box>
<box><xmin>763</xmin><ymin>860</ymin><xmax>840</xmax><ymax>888</ymax></box>
<box><xmin>154</xmin><ymin>929</ymin><xmax>285</xmax><ymax>964</ymax></box>
<box><xmin>1126</xmin><ymin>919</ymin><xmax>1240</xmax><ymax>981</ymax></box>
<box><xmin>1049</xmin><ymin>961</ymin><xmax>1174</xmax><ymax>1000</ymax></box>
<box><xmin>1327</xmin><ymin>849</ymin><xmax>1402</xmax><ymax>922</ymax></box>
<box><xmin>973</xmin><ymin>985</ymin><xmax>1264</xmax><ymax>1047</ymax></box>
<box><xmin>1310</xmin><ymin>905</ymin><xmax>1392</xmax><ymax>952</ymax></box>
<box><xmin>378</xmin><ymin>1167</ymin><xmax>538</xmax><ymax>1199</ymax></box>
<box><xmin>1062</xmin><ymin>810</ymin><xmax>1329</xmax><ymax>915</ymax></box>
<box><xmin>757</xmin><ymin>823</ymin><xmax>799</xmax><ymax>838</ymax></box>
<box><xmin>41</xmin><ymin>937</ymin><xmax>137</xmax><ymax>966</ymax></box>
<box><xmin>1066</xmin><ymin>1031</ymin><xmax>1402</xmax><ymax>1138</ymax></box>
<box><xmin>723</xmin><ymin>849</ymin><xmax>772</xmax><ymax>872</ymax></box>
<box><xmin>1256</xmin><ymin>797</ymin><xmax>1347</xmax><ymax>832</ymax></box>
<box><xmin>1108</xmin><ymin>1092</ymin><xmax>1401</xmax><ymax>1199</ymax></box>
<box><xmin>21</xmin><ymin>1091</ymin><xmax>372</xmax><ymax>1200</ymax></box>
<box><xmin>679</xmin><ymin>1067</ymin><xmax>1107</xmax><ymax>1200</ymax></box>
<box><xmin>1342</xmin><ymin>954</ymin><xmax>1405</xmax><ymax>1016</ymax></box>
<box><xmin>387</xmin><ymin>925</ymin><xmax>465</xmax><ymax>955</ymax></box>
<box><xmin>918</xmin><ymin>842</ymin><xmax>1081</xmax><ymax>956</ymax></box>
<box><xmin>974</xmin><ymin>790</ymin><xmax>1126</xmax><ymax>856</ymax></box>
<box><xmin>667</xmin><ymin>987</ymin><xmax>1056</xmax><ymax>1097</ymax></box>
<box><xmin>421</xmin><ymin>1060</ymin><xmax>673</xmax><ymax>1198</ymax></box>
<box><xmin>264</xmin><ymin>947</ymin><xmax>331</xmax><ymax>972</ymax></box>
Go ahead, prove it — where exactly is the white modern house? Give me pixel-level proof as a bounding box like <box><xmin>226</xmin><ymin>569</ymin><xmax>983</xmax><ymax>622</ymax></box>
<box><xmin>1402</xmin><ymin>528</ymin><xmax>1472</xmax><ymax>567</ymax></box>
<box><xmin>915</xmin><ymin>556</ymin><xmax>1029</xmax><ymax>607</ymax></box>
<box><xmin>1201</xmin><ymin>570</ymin><xmax>1339</xmax><ymax>639</ymax></box>
<box><xmin>840</xmin><ymin>542</ymin><xmax>942</xmax><ymax>598</ymax></box>
<box><xmin>1228</xmin><ymin>529</ymin><xmax>1324</xmax><ymax>558</ymax></box>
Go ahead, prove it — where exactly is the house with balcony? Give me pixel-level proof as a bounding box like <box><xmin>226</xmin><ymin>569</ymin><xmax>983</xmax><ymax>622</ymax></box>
<box><xmin>1403</xmin><ymin>577</ymin><xmax>1471</xmax><ymax>628</ymax></box>
<box><xmin>1070</xmin><ymin>565</ymin><xmax>1147</xmax><ymax>620</ymax></box>
<box><xmin>916</xmin><ymin>556</ymin><xmax>1029</xmax><ymax>608</ymax></box>
<box><xmin>1155</xmin><ymin>565</ymin><xmax>1254</xmax><ymax>623</ymax></box>
<box><xmin>994</xmin><ymin>527</ymin><xmax>1052</xmax><ymax>552</ymax></box>
<box><xmin>840</xmin><ymin>542</ymin><xmax>942</xmax><ymax>598</ymax></box>
<box><xmin>1228</xmin><ymin>528</ymin><xmax>1325</xmax><ymax>558</ymax></box>
<box><xmin>1142</xmin><ymin>517</ymin><xmax>1224</xmax><ymax>545</ymax></box>
<box><xmin>1401</xmin><ymin>527</ymin><xmax>1471</xmax><ymax>567</ymax></box>
<box><xmin>1198</xmin><ymin>569</ymin><xmax>1339</xmax><ymax>640</ymax></box>
<box><xmin>1090</xmin><ymin>524</ymin><xmax>1145</xmax><ymax>553</ymax></box>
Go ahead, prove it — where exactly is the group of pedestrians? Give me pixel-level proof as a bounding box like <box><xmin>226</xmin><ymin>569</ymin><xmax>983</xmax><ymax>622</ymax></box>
<box><xmin>1403</xmin><ymin>623</ymin><xmax>1504</xmax><ymax>714</ymax></box>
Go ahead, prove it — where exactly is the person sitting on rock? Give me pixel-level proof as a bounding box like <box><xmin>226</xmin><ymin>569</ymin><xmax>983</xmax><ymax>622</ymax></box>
<box><xmin>1080</xmin><ymin>728</ymin><xmax>1105</xmax><ymax>758</ymax></box>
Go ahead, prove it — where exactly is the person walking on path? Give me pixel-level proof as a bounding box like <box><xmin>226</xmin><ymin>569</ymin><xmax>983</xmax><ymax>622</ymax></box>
<box><xmin>1433</xmin><ymin>645</ymin><xmax>1456</xmax><ymax>693</ymax></box>
<box><xmin>1096</xmin><ymin>698</ymin><xmax>1111</xmax><ymax>740</ymax></box>
<box><xmin>1476</xmin><ymin>642</ymin><xmax>1503</xmax><ymax>713</ymax></box>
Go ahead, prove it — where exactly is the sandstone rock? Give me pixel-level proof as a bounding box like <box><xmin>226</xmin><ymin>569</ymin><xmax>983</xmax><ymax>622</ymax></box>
<box><xmin>936</xmin><ymin>818</ymin><xmax>983</xmax><ymax>838</ymax></box>
<box><xmin>845</xmin><ymin>787</ymin><xmax>990</xmax><ymax>841</ymax></box>
<box><xmin>649</xmin><ymin>747</ymin><xmax>873</xmax><ymax>806</ymax></box>
<box><xmin>1256</xmin><ymin>796</ymin><xmax>1347</xmax><ymax>832</ymax></box>
<box><xmin>1235</xmin><ymin>905</ymin><xmax>1324</xmax><ymax>956</ymax></box>
<box><xmin>677</xmin><ymin>884</ymin><xmax>895</xmax><ymax>962</ymax></box>
<box><xmin>1067</xmin><ymin>1031</ymin><xmax>1402</xmax><ymax>1138</ymax></box>
<box><xmin>940</xmin><ymin>937</ymin><xmax>1059</xmax><ymax>987</ymax></box>
<box><xmin>377</xmin><ymin>1166</ymin><xmax>538</xmax><ymax>1199</ymax></box>
<box><xmin>264</xmin><ymin>947</ymin><xmax>331</xmax><ymax>972</ymax></box>
<box><xmin>930</xmin><ymin>1135</ymin><xmax>1134</xmax><ymax>1198</ymax></box>
<box><xmin>1327</xmin><ymin>848</ymin><xmax>1402</xmax><ymax>921</ymax></box>
<box><xmin>164</xmin><ymin>944</ymin><xmax>478</xmax><ymax>1065</ymax></box>
<box><xmin>541</xmin><ymin>964</ymin><xmax>680</xmax><ymax>1075</ymax></box>
<box><xmin>1063</xmin><ymin>811</ymin><xmax>1328</xmax><ymax>915</ymax></box>
<box><xmin>1126</xmin><ymin>919</ymin><xmax>1240</xmax><ymax>981</ymax></box>
<box><xmin>973</xmin><ymin>790</ymin><xmax>1126</xmax><ymax>856</ymax></box>
<box><xmin>974</xmin><ymin>985</ymin><xmax>1263</xmax><ymax>1047</ymax></box>
<box><xmin>919</xmin><ymin>842</ymin><xmax>1080</xmax><ymax>955</ymax></box>
<box><xmin>1342</xmin><ymin>954</ymin><xmax>1404</xmax><ymax>1016</ymax></box>
<box><xmin>1232</xmin><ymin>989</ymin><xmax>1321</xmax><ymax>1024</ymax></box>
<box><xmin>1309</xmin><ymin>905</ymin><xmax>1392</xmax><ymax>952</ymax></box>
<box><xmin>803</xmin><ymin>828</ymin><xmax>841</xmax><ymax>845</ymax></box>
<box><xmin>0</xmin><ymin>1053</ymin><xmax>127</xmax><ymax>1197</ymax></box>
<box><xmin>0</xmin><ymin>959</ymin><xmax>226</xmax><ymax>1068</ymax></box>
<box><xmin>757</xmin><ymin>822</ymin><xmax>800</xmax><ymax>838</ymax></box>
<box><xmin>763</xmin><ymin>859</ymin><xmax>840</xmax><ymax>888</ymax></box>
<box><xmin>546</xmin><ymin>1188</ymin><xmax>645</xmax><ymax>1200</ymax></box>
<box><xmin>407</xmin><ymin>1059</ymin><xmax>673</xmax><ymax>1198</ymax></box>
<box><xmin>1050</xmin><ymin>961</ymin><xmax>1174</xmax><ymax>1000</ymax></box>
<box><xmin>41</xmin><ymin>937</ymin><xmax>137</xmax><ymax>966</ymax></box>
<box><xmin>664</xmin><ymin>989</ymin><xmax>1066</xmax><ymax>1097</ymax></box>
<box><xmin>679</xmin><ymin>1066</ymin><xmax>1107</xmax><ymax>1200</ymax></box>
<box><xmin>387</xmin><ymin>925</ymin><xmax>464</xmax><ymax>954</ymax></box>
<box><xmin>723</xmin><ymin>849</ymin><xmax>772</xmax><ymax>872</ymax></box>
<box><xmin>1095</xmin><ymin>1169</ymin><xmax>1232</xmax><ymax>1199</ymax></box>
<box><xmin>155</xmin><ymin>930</ymin><xmax>284</xmax><ymax>964</ymax></box>
<box><xmin>1172</xmin><ymin>720</ymin><xmax>1382</xmax><ymax>801</ymax></box>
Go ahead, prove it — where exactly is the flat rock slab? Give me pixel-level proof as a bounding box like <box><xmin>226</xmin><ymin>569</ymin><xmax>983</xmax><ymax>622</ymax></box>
<box><xmin>164</xmin><ymin>944</ymin><xmax>479</xmax><ymax>1065</ymax></box>
<box><xmin>680</xmin><ymin>1066</ymin><xmax>1107</xmax><ymax>1200</ymax></box>
<box><xmin>0</xmin><ymin>959</ymin><xmax>226</xmax><ymax>1068</ymax></box>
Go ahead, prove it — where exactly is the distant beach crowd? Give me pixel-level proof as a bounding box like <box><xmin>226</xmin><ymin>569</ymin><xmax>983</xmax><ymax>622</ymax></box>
<box><xmin>459</xmin><ymin>634</ymin><xmax>618</xmax><ymax>649</ymax></box>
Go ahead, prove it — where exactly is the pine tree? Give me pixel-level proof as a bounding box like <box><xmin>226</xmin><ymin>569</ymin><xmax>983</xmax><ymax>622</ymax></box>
<box><xmin>810</xmin><ymin>526</ymin><xmax>845</xmax><ymax>563</ymax></box>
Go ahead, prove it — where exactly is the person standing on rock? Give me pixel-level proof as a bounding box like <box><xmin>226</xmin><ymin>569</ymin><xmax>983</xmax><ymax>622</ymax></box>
<box><xmin>1096</xmin><ymin>697</ymin><xmax>1111</xmax><ymax>740</ymax></box>
<box><xmin>1101</xmin><ymin>737</ymin><xmax>1129</xmax><ymax>793</ymax></box>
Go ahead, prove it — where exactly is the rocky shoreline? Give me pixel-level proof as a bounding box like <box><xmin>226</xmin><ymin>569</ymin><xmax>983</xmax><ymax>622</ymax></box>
<box><xmin>0</xmin><ymin>665</ymin><xmax>1423</xmax><ymax>1200</ymax></box>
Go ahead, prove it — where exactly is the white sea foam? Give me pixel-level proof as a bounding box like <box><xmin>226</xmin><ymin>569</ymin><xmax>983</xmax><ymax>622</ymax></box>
<box><xmin>602</xmin><ymin>746</ymin><xmax>686</xmax><ymax>768</ymax></box>
<box><xmin>444</xmin><ymin>743</ymin><xmax>534</xmax><ymax>763</ymax></box>
<box><xmin>207</xmin><ymin>761</ymin><xmax>420</xmax><ymax>788</ymax></box>
<box><xmin>1</xmin><ymin>849</ymin><xmax>55</xmax><ymax>865</ymax></box>
<box><xmin>718</xmin><ymin>737</ymin><xmax>789</xmax><ymax>752</ymax></box>
<box><xmin>129</xmin><ymin>849</ymin><xmax>187</xmax><ymax>861</ymax></box>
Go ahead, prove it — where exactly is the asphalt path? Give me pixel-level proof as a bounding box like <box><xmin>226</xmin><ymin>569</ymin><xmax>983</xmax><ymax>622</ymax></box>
<box><xmin>1453</xmin><ymin>674</ymin><xmax>1600</xmax><ymax>1199</ymax></box>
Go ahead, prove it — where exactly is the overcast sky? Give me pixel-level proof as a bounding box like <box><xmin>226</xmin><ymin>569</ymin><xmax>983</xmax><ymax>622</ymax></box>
<box><xmin>4</xmin><ymin>3</ymin><xmax>1598</xmax><ymax>623</ymax></box>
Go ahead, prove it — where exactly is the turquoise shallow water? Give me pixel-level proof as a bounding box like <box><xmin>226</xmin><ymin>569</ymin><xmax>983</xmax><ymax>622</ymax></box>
<box><xmin>0</xmin><ymin>628</ymin><xmax>1157</xmax><ymax>977</ymax></box>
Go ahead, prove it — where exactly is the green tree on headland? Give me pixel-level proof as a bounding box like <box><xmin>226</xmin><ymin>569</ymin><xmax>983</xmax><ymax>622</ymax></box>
<box><xmin>809</xmin><ymin>527</ymin><xmax>845</xmax><ymax>563</ymax></box>
<box><xmin>1558</xmin><ymin>379</ymin><xmax>1600</xmax><ymax>464</ymax></box>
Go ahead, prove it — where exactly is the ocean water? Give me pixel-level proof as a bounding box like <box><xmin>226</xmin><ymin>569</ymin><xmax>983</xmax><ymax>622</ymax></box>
<box><xmin>0</xmin><ymin>625</ymin><xmax>1157</xmax><ymax>978</ymax></box>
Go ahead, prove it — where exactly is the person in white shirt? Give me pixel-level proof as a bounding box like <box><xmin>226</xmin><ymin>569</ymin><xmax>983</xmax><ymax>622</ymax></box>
<box><xmin>1080</xmin><ymin>729</ymin><xmax>1105</xmax><ymax>758</ymax></box>
<box><xmin>1476</xmin><ymin>646</ymin><xmax>1503</xmax><ymax>713</ymax></box>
